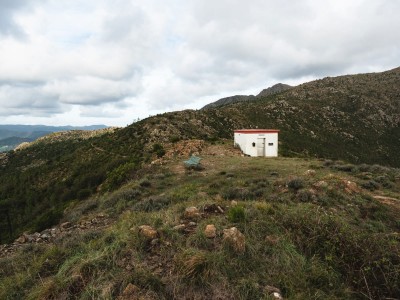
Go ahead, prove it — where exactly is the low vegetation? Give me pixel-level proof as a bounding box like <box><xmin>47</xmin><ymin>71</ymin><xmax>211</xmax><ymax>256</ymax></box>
<box><xmin>1</xmin><ymin>143</ymin><xmax>399</xmax><ymax>299</ymax></box>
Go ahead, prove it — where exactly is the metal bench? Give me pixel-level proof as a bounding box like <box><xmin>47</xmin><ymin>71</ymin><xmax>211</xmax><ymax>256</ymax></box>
<box><xmin>184</xmin><ymin>155</ymin><xmax>202</xmax><ymax>169</ymax></box>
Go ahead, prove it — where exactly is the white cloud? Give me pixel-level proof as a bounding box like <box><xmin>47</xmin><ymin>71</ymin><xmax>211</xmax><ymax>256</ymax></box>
<box><xmin>0</xmin><ymin>0</ymin><xmax>399</xmax><ymax>126</ymax></box>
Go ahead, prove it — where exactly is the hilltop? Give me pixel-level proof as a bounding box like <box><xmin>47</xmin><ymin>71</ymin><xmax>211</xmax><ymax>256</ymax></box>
<box><xmin>1</xmin><ymin>141</ymin><xmax>399</xmax><ymax>299</ymax></box>
<box><xmin>0</xmin><ymin>67</ymin><xmax>399</xmax><ymax>299</ymax></box>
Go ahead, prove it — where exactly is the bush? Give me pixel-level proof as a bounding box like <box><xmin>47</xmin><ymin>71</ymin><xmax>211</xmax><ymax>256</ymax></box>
<box><xmin>361</xmin><ymin>180</ymin><xmax>379</xmax><ymax>191</ymax></box>
<box><xmin>77</xmin><ymin>189</ymin><xmax>91</xmax><ymax>200</ymax></box>
<box><xmin>34</xmin><ymin>209</ymin><xmax>63</xmax><ymax>232</ymax></box>
<box><xmin>228</xmin><ymin>206</ymin><xmax>246</xmax><ymax>223</ymax></box>
<box><xmin>133</xmin><ymin>196</ymin><xmax>172</xmax><ymax>212</ymax></box>
<box><xmin>104</xmin><ymin>162</ymin><xmax>137</xmax><ymax>191</ymax></box>
<box><xmin>170</xmin><ymin>136</ymin><xmax>180</xmax><ymax>143</ymax></box>
<box><xmin>152</xmin><ymin>143</ymin><xmax>166</xmax><ymax>158</ymax></box>
<box><xmin>334</xmin><ymin>164</ymin><xmax>355</xmax><ymax>172</ymax></box>
<box><xmin>222</xmin><ymin>188</ymin><xmax>255</xmax><ymax>200</ymax></box>
<box><xmin>287</xmin><ymin>177</ymin><xmax>305</xmax><ymax>191</ymax></box>
<box><xmin>296</xmin><ymin>189</ymin><xmax>315</xmax><ymax>202</ymax></box>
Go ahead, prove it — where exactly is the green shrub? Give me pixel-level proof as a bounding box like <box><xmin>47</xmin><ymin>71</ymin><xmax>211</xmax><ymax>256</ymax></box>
<box><xmin>77</xmin><ymin>189</ymin><xmax>91</xmax><ymax>200</ymax></box>
<box><xmin>34</xmin><ymin>209</ymin><xmax>63</xmax><ymax>232</ymax></box>
<box><xmin>139</xmin><ymin>179</ymin><xmax>151</xmax><ymax>188</ymax></box>
<box><xmin>133</xmin><ymin>196</ymin><xmax>172</xmax><ymax>212</ymax></box>
<box><xmin>334</xmin><ymin>164</ymin><xmax>355</xmax><ymax>172</ymax></box>
<box><xmin>170</xmin><ymin>136</ymin><xmax>180</xmax><ymax>143</ymax></box>
<box><xmin>104</xmin><ymin>162</ymin><xmax>137</xmax><ymax>191</ymax></box>
<box><xmin>361</xmin><ymin>180</ymin><xmax>379</xmax><ymax>191</ymax></box>
<box><xmin>222</xmin><ymin>188</ymin><xmax>255</xmax><ymax>200</ymax></box>
<box><xmin>152</xmin><ymin>143</ymin><xmax>166</xmax><ymax>158</ymax></box>
<box><xmin>287</xmin><ymin>178</ymin><xmax>304</xmax><ymax>191</ymax></box>
<box><xmin>228</xmin><ymin>206</ymin><xmax>246</xmax><ymax>223</ymax></box>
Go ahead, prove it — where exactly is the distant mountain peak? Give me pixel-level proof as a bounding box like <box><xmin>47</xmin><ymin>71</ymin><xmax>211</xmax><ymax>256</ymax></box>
<box><xmin>201</xmin><ymin>83</ymin><xmax>293</xmax><ymax>109</ymax></box>
<box><xmin>256</xmin><ymin>83</ymin><xmax>292</xmax><ymax>97</ymax></box>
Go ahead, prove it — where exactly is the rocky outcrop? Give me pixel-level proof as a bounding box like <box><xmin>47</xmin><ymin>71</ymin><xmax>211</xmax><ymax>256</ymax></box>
<box><xmin>0</xmin><ymin>214</ymin><xmax>111</xmax><ymax>258</ymax></box>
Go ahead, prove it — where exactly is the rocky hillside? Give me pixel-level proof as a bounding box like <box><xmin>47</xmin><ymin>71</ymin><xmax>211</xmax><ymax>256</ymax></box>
<box><xmin>1</xmin><ymin>142</ymin><xmax>399</xmax><ymax>299</ymax></box>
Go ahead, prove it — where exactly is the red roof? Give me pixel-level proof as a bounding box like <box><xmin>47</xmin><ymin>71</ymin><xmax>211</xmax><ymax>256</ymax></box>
<box><xmin>234</xmin><ymin>129</ymin><xmax>280</xmax><ymax>134</ymax></box>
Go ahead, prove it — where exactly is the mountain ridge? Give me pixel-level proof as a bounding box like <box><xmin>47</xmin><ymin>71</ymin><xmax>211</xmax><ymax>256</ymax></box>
<box><xmin>0</xmin><ymin>124</ymin><xmax>108</xmax><ymax>152</ymax></box>
<box><xmin>201</xmin><ymin>83</ymin><xmax>293</xmax><ymax>109</ymax></box>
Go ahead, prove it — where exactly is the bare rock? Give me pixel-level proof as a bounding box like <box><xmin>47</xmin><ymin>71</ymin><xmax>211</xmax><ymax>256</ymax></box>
<box><xmin>119</xmin><ymin>283</ymin><xmax>140</xmax><ymax>299</ymax></box>
<box><xmin>15</xmin><ymin>234</ymin><xmax>27</xmax><ymax>244</ymax></box>
<box><xmin>304</xmin><ymin>169</ymin><xmax>316</xmax><ymax>176</ymax></box>
<box><xmin>184</xmin><ymin>207</ymin><xmax>200</xmax><ymax>220</ymax></box>
<box><xmin>272</xmin><ymin>292</ymin><xmax>283</xmax><ymax>299</ymax></box>
<box><xmin>223</xmin><ymin>227</ymin><xmax>245</xmax><ymax>253</ymax></box>
<box><xmin>138</xmin><ymin>225</ymin><xmax>158</xmax><ymax>239</ymax></box>
<box><xmin>204</xmin><ymin>224</ymin><xmax>217</xmax><ymax>238</ymax></box>
<box><xmin>314</xmin><ymin>180</ymin><xmax>328</xmax><ymax>189</ymax></box>
<box><xmin>173</xmin><ymin>224</ymin><xmax>186</xmax><ymax>232</ymax></box>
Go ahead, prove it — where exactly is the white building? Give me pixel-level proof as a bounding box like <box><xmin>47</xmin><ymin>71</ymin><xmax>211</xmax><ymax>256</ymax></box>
<box><xmin>234</xmin><ymin>129</ymin><xmax>279</xmax><ymax>157</ymax></box>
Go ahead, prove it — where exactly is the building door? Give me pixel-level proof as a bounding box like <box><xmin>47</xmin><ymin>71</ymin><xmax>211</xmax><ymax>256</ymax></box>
<box><xmin>257</xmin><ymin>138</ymin><xmax>265</xmax><ymax>156</ymax></box>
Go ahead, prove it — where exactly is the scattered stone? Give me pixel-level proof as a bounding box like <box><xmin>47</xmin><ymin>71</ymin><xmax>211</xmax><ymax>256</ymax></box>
<box><xmin>223</xmin><ymin>227</ymin><xmax>245</xmax><ymax>253</ymax></box>
<box><xmin>264</xmin><ymin>285</ymin><xmax>283</xmax><ymax>299</ymax></box>
<box><xmin>60</xmin><ymin>222</ymin><xmax>72</xmax><ymax>230</ymax></box>
<box><xmin>150</xmin><ymin>238</ymin><xmax>160</xmax><ymax>246</ymax></box>
<box><xmin>203</xmin><ymin>203</ymin><xmax>225</xmax><ymax>214</ymax></box>
<box><xmin>231</xmin><ymin>200</ymin><xmax>238</xmax><ymax>207</ymax></box>
<box><xmin>272</xmin><ymin>291</ymin><xmax>283</xmax><ymax>299</ymax></box>
<box><xmin>41</xmin><ymin>233</ymin><xmax>51</xmax><ymax>240</ymax></box>
<box><xmin>314</xmin><ymin>180</ymin><xmax>328</xmax><ymax>189</ymax></box>
<box><xmin>343</xmin><ymin>180</ymin><xmax>360</xmax><ymax>194</ymax></box>
<box><xmin>204</xmin><ymin>224</ymin><xmax>217</xmax><ymax>238</ymax></box>
<box><xmin>120</xmin><ymin>283</ymin><xmax>140</xmax><ymax>299</ymax></box>
<box><xmin>184</xmin><ymin>207</ymin><xmax>201</xmax><ymax>220</ymax></box>
<box><xmin>173</xmin><ymin>224</ymin><xmax>186</xmax><ymax>232</ymax></box>
<box><xmin>188</xmin><ymin>222</ymin><xmax>197</xmax><ymax>227</ymax></box>
<box><xmin>138</xmin><ymin>225</ymin><xmax>158</xmax><ymax>240</ymax></box>
<box><xmin>304</xmin><ymin>169</ymin><xmax>316</xmax><ymax>176</ymax></box>
<box><xmin>265</xmin><ymin>235</ymin><xmax>280</xmax><ymax>245</ymax></box>
<box><xmin>15</xmin><ymin>234</ymin><xmax>27</xmax><ymax>244</ymax></box>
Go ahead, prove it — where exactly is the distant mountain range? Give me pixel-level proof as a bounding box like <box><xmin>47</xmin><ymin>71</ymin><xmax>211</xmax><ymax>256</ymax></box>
<box><xmin>0</xmin><ymin>124</ymin><xmax>107</xmax><ymax>152</ymax></box>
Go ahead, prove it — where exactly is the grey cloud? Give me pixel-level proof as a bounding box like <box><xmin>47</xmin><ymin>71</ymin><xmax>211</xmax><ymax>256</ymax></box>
<box><xmin>1</xmin><ymin>0</ymin><xmax>400</xmax><ymax>125</ymax></box>
<box><xmin>0</xmin><ymin>0</ymin><xmax>34</xmax><ymax>37</ymax></box>
<box><xmin>0</xmin><ymin>83</ymin><xmax>63</xmax><ymax>117</ymax></box>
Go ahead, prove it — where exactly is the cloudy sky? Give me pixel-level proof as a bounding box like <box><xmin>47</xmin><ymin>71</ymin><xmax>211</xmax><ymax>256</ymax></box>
<box><xmin>0</xmin><ymin>0</ymin><xmax>399</xmax><ymax>126</ymax></box>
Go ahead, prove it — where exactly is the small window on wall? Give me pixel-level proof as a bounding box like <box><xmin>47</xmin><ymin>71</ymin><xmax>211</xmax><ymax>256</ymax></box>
<box><xmin>268</xmin><ymin>143</ymin><xmax>274</xmax><ymax>146</ymax></box>
<box><xmin>252</xmin><ymin>142</ymin><xmax>256</xmax><ymax>147</ymax></box>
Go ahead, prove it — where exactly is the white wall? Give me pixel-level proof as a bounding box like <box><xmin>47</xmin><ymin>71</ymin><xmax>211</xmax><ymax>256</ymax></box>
<box><xmin>234</xmin><ymin>132</ymin><xmax>278</xmax><ymax>157</ymax></box>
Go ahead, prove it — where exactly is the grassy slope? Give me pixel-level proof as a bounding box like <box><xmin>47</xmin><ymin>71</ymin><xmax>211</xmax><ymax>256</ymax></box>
<box><xmin>1</xmin><ymin>67</ymin><xmax>399</xmax><ymax>243</ymax></box>
<box><xmin>1</xmin><ymin>141</ymin><xmax>399</xmax><ymax>299</ymax></box>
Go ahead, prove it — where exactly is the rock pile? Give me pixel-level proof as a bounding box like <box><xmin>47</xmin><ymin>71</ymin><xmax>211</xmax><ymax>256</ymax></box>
<box><xmin>0</xmin><ymin>214</ymin><xmax>111</xmax><ymax>258</ymax></box>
